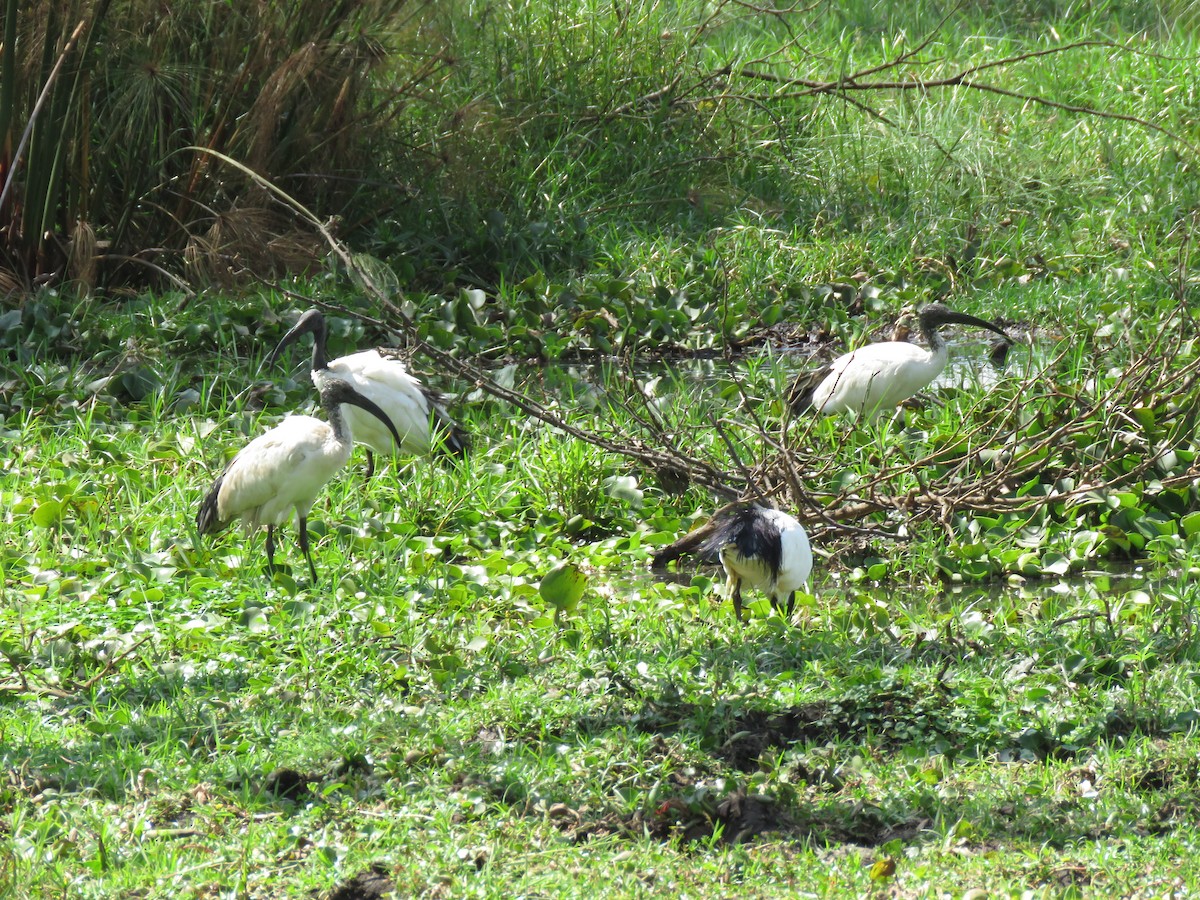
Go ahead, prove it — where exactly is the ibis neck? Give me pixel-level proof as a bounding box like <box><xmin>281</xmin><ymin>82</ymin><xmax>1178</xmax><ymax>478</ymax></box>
<box><xmin>323</xmin><ymin>398</ymin><xmax>353</xmax><ymax>446</ymax></box>
<box><xmin>920</xmin><ymin>322</ymin><xmax>947</xmax><ymax>353</ymax></box>
<box><xmin>309</xmin><ymin>320</ymin><xmax>329</xmax><ymax>371</ymax></box>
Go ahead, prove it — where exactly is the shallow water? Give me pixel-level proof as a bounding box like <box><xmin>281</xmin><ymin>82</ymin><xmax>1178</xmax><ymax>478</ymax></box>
<box><xmin>638</xmin><ymin>558</ymin><xmax>1174</xmax><ymax>629</ymax></box>
<box><xmin>535</xmin><ymin>333</ymin><xmax>1028</xmax><ymax>411</ymax></box>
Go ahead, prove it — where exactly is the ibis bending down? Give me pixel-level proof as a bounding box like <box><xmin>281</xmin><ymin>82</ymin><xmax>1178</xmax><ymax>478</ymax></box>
<box><xmin>700</xmin><ymin>504</ymin><xmax>813</xmax><ymax>623</ymax></box>
<box><xmin>269</xmin><ymin>309</ymin><xmax>469</xmax><ymax>477</ymax></box>
<box><xmin>196</xmin><ymin>377</ymin><xmax>404</xmax><ymax>582</ymax></box>
<box><xmin>788</xmin><ymin>303</ymin><xmax>1013</xmax><ymax>421</ymax></box>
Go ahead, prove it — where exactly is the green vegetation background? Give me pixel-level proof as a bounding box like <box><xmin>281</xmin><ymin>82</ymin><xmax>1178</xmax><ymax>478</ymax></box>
<box><xmin>3</xmin><ymin>1</ymin><xmax>1200</xmax><ymax>896</ymax></box>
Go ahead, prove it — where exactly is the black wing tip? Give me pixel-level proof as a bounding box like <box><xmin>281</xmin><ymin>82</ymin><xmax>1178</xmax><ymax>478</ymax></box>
<box><xmin>196</xmin><ymin>476</ymin><xmax>225</xmax><ymax>535</ymax></box>
<box><xmin>443</xmin><ymin>427</ymin><xmax>472</xmax><ymax>457</ymax></box>
<box><xmin>699</xmin><ymin>503</ymin><xmax>784</xmax><ymax>574</ymax></box>
<box><xmin>422</xmin><ymin>388</ymin><xmax>471</xmax><ymax>459</ymax></box>
<box><xmin>787</xmin><ymin>365</ymin><xmax>829</xmax><ymax>413</ymax></box>
<box><xmin>433</xmin><ymin>419</ymin><xmax>471</xmax><ymax>458</ymax></box>
<box><xmin>698</xmin><ymin>503</ymin><xmax>761</xmax><ymax>561</ymax></box>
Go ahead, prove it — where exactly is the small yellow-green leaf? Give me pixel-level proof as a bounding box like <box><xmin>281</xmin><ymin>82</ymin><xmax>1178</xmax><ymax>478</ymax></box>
<box><xmin>32</xmin><ymin>499</ymin><xmax>64</xmax><ymax>528</ymax></box>
<box><xmin>869</xmin><ymin>857</ymin><xmax>896</xmax><ymax>882</ymax></box>
<box><xmin>539</xmin><ymin>561</ymin><xmax>588</xmax><ymax>613</ymax></box>
<box><xmin>1182</xmin><ymin>511</ymin><xmax>1200</xmax><ymax>537</ymax></box>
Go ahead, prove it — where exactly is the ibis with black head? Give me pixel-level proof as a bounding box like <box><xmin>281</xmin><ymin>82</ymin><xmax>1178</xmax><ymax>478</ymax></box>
<box><xmin>196</xmin><ymin>376</ymin><xmax>404</xmax><ymax>582</ymax></box>
<box><xmin>789</xmin><ymin>302</ymin><xmax>1013</xmax><ymax>421</ymax></box>
<box><xmin>700</xmin><ymin>503</ymin><xmax>813</xmax><ymax>623</ymax></box>
<box><xmin>269</xmin><ymin>309</ymin><xmax>468</xmax><ymax>477</ymax></box>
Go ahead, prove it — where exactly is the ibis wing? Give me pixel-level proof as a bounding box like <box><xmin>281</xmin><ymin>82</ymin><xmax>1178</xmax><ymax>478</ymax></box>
<box><xmin>196</xmin><ymin>475</ymin><xmax>226</xmax><ymax>534</ymax></box>
<box><xmin>810</xmin><ymin>342</ymin><xmax>936</xmax><ymax>415</ymax></box>
<box><xmin>216</xmin><ymin>417</ymin><xmax>329</xmax><ymax>524</ymax></box>
<box><xmin>326</xmin><ymin>352</ymin><xmax>434</xmax><ymax>455</ymax></box>
<box><xmin>775</xmin><ymin>518</ymin><xmax>813</xmax><ymax>593</ymax></box>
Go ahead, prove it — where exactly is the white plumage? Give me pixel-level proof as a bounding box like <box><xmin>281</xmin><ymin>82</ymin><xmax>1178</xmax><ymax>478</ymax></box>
<box><xmin>311</xmin><ymin>351</ymin><xmax>440</xmax><ymax>457</ymax></box>
<box><xmin>269</xmin><ymin>309</ymin><xmax>468</xmax><ymax>476</ymax></box>
<box><xmin>790</xmin><ymin>303</ymin><xmax>1012</xmax><ymax>421</ymax></box>
<box><xmin>197</xmin><ymin>377</ymin><xmax>403</xmax><ymax>582</ymax></box>
<box><xmin>700</xmin><ymin>504</ymin><xmax>813</xmax><ymax>623</ymax></box>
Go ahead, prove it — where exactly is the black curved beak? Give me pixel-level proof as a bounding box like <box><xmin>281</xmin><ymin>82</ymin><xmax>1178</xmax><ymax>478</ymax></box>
<box><xmin>268</xmin><ymin>309</ymin><xmax>328</xmax><ymax>371</ymax></box>
<box><xmin>935</xmin><ymin>310</ymin><xmax>1013</xmax><ymax>344</ymax></box>
<box><xmin>325</xmin><ymin>380</ymin><xmax>403</xmax><ymax>449</ymax></box>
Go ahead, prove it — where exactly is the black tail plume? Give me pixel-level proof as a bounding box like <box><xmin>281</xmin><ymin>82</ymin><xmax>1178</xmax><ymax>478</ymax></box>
<box><xmin>420</xmin><ymin>387</ymin><xmax>470</xmax><ymax>459</ymax></box>
<box><xmin>697</xmin><ymin>504</ymin><xmax>782</xmax><ymax>575</ymax></box>
<box><xmin>432</xmin><ymin>407</ymin><xmax>470</xmax><ymax>458</ymax></box>
<box><xmin>787</xmin><ymin>363</ymin><xmax>831</xmax><ymax>414</ymax></box>
<box><xmin>196</xmin><ymin>476</ymin><xmax>226</xmax><ymax>535</ymax></box>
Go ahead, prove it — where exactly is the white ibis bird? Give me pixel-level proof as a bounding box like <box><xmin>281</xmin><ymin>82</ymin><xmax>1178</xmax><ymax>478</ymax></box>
<box><xmin>269</xmin><ymin>309</ymin><xmax>468</xmax><ymax>477</ymax></box>
<box><xmin>196</xmin><ymin>377</ymin><xmax>404</xmax><ymax>582</ymax></box>
<box><xmin>700</xmin><ymin>504</ymin><xmax>813</xmax><ymax>623</ymax></box>
<box><xmin>788</xmin><ymin>302</ymin><xmax>1013</xmax><ymax>420</ymax></box>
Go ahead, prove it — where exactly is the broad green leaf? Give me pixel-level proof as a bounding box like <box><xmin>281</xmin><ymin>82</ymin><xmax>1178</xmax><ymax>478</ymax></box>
<box><xmin>1182</xmin><ymin>512</ymin><xmax>1200</xmax><ymax>537</ymax></box>
<box><xmin>540</xmin><ymin>561</ymin><xmax>588</xmax><ymax>618</ymax></box>
<box><xmin>32</xmin><ymin>499</ymin><xmax>63</xmax><ymax>527</ymax></box>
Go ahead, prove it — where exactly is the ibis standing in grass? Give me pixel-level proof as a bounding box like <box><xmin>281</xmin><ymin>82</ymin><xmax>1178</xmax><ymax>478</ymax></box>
<box><xmin>196</xmin><ymin>377</ymin><xmax>405</xmax><ymax>583</ymax></box>
<box><xmin>700</xmin><ymin>503</ymin><xmax>813</xmax><ymax>623</ymax></box>
<box><xmin>788</xmin><ymin>302</ymin><xmax>1013</xmax><ymax>421</ymax></box>
<box><xmin>269</xmin><ymin>309</ymin><xmax>469</xmax><ymax>477</ymax></box>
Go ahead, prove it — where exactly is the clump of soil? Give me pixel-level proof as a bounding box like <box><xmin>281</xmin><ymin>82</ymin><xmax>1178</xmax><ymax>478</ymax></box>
<box><xmin>323</xmin><ymin>864</ymin><xmax>395</xmax><ymax>900</ymax></box>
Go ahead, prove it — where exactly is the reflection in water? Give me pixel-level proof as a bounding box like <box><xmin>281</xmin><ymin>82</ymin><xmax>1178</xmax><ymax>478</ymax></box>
<box><xmin>640</xmin><ymin>560</ymin><xmax>1166</xmax><ymax>629</ymax></box>
<box><xmin>538</xmin><ymin>334</ymin><xmax>1024</xmax><ymax>412</ymax></box>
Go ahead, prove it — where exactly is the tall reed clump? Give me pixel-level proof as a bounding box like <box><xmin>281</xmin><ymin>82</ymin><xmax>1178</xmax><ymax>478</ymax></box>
<box><xmin>0</xmin><ymin>0</ymin><xmax>443</xmax><ymax>296</ymax></box>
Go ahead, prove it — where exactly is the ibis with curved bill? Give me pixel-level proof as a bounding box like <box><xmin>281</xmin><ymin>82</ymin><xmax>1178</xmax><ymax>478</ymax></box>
<box><xmin>269</xmin><ymin>309</ymin><xmax>468</xmax><ymax>477</ymax></box>
<box><xmin>700</xmin><ymin>503</ymin><xmax>813</xmax><ymax>623</ymax></box>
<box><xmin>789</xmin><ymin>302</ymin><xmax>1013</xmax><ymax>421</ymax></box>
<box><xmin>196</xmin><ymin>377</ymin><xmax>404</xmax><ymax>582</ymax></box>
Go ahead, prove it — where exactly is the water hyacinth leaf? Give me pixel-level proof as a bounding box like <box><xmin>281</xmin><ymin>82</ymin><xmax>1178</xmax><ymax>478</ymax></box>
<box><xmin>241</xmin><ymin>607</ymin><xmax>269</xmax><ymax>633</ymax></box>
<box><xmin>539</xmin><ymin>560</ymin><xmax>588</xmax><ymax>620</ymax></box>
<box><xmin>603</xmin><ymin>474</ymin><xmax>643</xmax><ymax>507</ymax></box>
<box><xmin>1039</xmin><ymin>552</ymin><xmax>1071</xmax><ymax>576</ymax></box>
<box><xmin>32</xmin><ymin>499</ymin><xmax>64</xmax><ymax>528</ymax></box>
<box><xmin>117</xmin><ymin>368</ymin><xmax>160</xmax><ymax>401</ymax></box>
<box><xmin>466</xmin><ymin>635</ymin><xmax>488</xmax><ymax>653</ymax></box>
<box><xmin>1180</xmin><ymin>512</ymin><xmax>1200</xmax><ymax>538</ymax></box>
<box><xmin>283</xmin><ymin>600</ymin><xmax>315</xmax><ymax>618</ymax></box>
<box><xmin>1131</xmin><ymin>407</ymin><xmax>1155</xmax><ymax>429</ymax></box>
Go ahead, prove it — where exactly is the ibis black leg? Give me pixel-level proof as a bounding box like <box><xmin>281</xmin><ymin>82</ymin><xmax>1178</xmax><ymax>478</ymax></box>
<box><xmin>784</xmin><ymin>590</ymin><xmax>795</xmax><ymax>619</ymax></box>
<box><xmin>732</xmin><ymin>580</ymin><xmax>744</xmax><ymax>623</ymax></box>
<box><xmin>364</xmin><ymin>450</ymin><xmax>375</xmax><ymax>479</ymax></box>
<box><xmin>265</xmin><ymin>525</ymin><xmax>277</xmax><ymax>571</ymax></box>
<box><xmin>297</xmin><ymin>515</ymin><xmax>318</xmax><ymax>583</ymax></box>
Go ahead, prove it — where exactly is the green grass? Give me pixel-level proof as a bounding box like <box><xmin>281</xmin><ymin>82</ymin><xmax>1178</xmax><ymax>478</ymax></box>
<box><xmin>4</xmin><ymin>292</ymin><xmax>1200</xmax><ymax>896</ymax></box>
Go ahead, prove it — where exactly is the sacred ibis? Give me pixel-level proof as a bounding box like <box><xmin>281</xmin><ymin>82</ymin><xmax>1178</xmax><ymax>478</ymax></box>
<box><xmin>269</xmin><ymin>309</ymin><xmax>468</xmax><ymax>477</ymax></box>
<box><xmin>700</xmin><ymin>503</ymin><xmax>813</xmax><ymax>623</ymax></box>
<box><xmin>196</xmin><ymin>377</ymin><xmax>404</xmax><ymax>582</ymax></box>
<box><xmin>788</xmin><ymin>302</ymin><xmax>1013</xmax><ymax>421</ymax></box>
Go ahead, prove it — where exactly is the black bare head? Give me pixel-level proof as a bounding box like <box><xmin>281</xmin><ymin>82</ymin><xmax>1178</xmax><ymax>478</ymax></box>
<box><xmin>268</xmin><ymin>309</ymin><xmax>329</xmax><ymax>371</ymax></box>
<box><xmin>317</xmin><ymin>377</ymin><xmax>403</xmax><ymax>449</ymax></box>
<box><xmin>917</xmin><ymin>303</ymin><xmax>1012</xmax><ymax>349</ymax></box>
